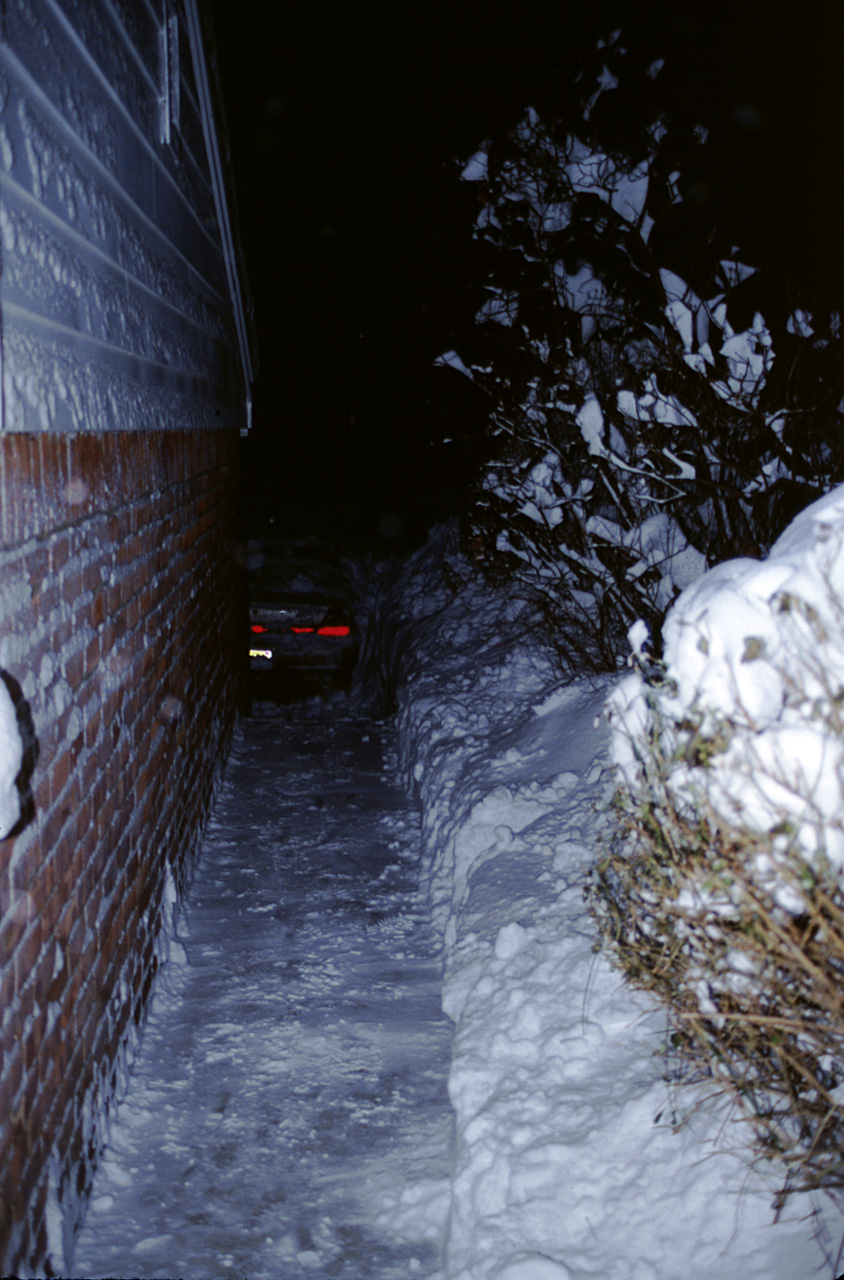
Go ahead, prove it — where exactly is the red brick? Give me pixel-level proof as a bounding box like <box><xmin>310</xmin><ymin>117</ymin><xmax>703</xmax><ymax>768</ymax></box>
<box><xmin>0</xmin><ymin>902</ymin><xmax>30</xmax><ymax>967</ymax></box>
<box><xmin>48</xmin><ymin>749</ymin><xmax>72</xmax><ymax>807</ymax></box>
<box><xmin>21</xmin><ymin>1003</ymin><xmax>48</xmax><ymax>1075</ymax></box>
<box><xmin>39</xmin><ymin>803</ymin><xmax>70</xmax><ymax>856</ymax></box>
<box><xmin>50</xmin><ymin>534</ymin><xmax>71</xmax><ymax>575</ymax></box>
<box><xmin>63</xmin><ymin>648</ymin><xmax>85</xmax><ymax>690</ymax></box>
<box><xmin>51</xmin><ymin>615</ymin><xmax>74</xmax><ymax>658</ymax></box>
<box><xmin>0</xmin><ymin>430</ymin><xmax>244</xmax><ymax>1270</ymax></box>
<box><xmin>61</xmin><ymin>567</ymin><xmax>84</xmax><ymax>608</ymax></box>
<box><xmin>13</xmin><ymin>916</ymin><xmax>45</xmax><ymax>992</ymax></box>
<box><xmin>0</xmin><ymin>1036</ymin><xmax>24</xmax><ymax>1116</ymax></box>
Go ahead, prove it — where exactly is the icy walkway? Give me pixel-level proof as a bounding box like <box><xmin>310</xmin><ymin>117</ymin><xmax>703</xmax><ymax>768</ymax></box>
<box><xmin>74</xmin><ymin>700</ymin><xmax>452</xmax><ymax>1279</ymax></box>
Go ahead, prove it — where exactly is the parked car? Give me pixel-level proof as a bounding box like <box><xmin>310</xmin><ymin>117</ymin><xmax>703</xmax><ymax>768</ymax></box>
<box><xmin>248</xmin><ymin>597</ymin><xmax>356</xmax><ymax>673</ymax></box>
<box><xmin>246</xmin><ymin>539</ymin><xmax>359</xmax><ymax>695</ymax></box>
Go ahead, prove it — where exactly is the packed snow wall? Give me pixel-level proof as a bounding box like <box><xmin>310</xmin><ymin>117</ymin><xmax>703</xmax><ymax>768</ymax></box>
<box><xmin>0</xmin><ymin>428</ymin><xmax>245</xmax><ymax>1273</ymax></box>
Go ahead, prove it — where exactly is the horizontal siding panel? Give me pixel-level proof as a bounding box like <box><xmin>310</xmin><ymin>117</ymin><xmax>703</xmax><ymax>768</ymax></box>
<box><xmin>3</xmin><ymin>0</ymin><xmax>220</xmax><ymax>276</ymax></box>
<box><xmin>174</xmin><ymin>74</ymin><xmax>211</xmax><ymax>185</ymax></box>
<box><xmin>177</xmin><ymin>4</ymin><xmax>203</xmax><ymax>124</ymax></box>
<box><xmin>172</xmin><ymin>1</ymin><xmax>214</xmax><ymax>175</ymax></box>
<box><xmin>0</xmin><ymin>0</ymin><xmax>252</xmax><ymax>437</ymax></box>
<box><xmin>101</xmin><ymin>0</ymin><xmax>161</xmax><ymax>82</ymax></box>
<box><xmin>50</xmin><ymin>0</ymin><xmax>161</xmax><ymax>151</ymax></box>
<box><xmin>0</xmin><ymin>51</ymin><xmax>229</xmax><ymax>313</ymax></box>
<box><xmin>52</xmin><ymin>0</ymin><xmax>212</xmax><ymax>198</ymax></box>
<box><xmin>2</xmin><ymin>304</ymin><xmax>243</xmax><ymax>434</ymax></box>
<box><xmin>0</xmin><ymin>177</ymin><xmax>227</xmax><ymax>378</ymax></box>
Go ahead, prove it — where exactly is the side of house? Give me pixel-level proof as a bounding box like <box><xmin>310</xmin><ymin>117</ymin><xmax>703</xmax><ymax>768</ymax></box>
<box><xmin>0</xmin><ymin>1</ymin><xmax>255</xmax><ymax>1271</ymax></box>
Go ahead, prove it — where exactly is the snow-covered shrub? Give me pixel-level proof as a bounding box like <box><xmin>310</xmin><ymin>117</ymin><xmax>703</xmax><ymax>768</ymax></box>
<box><xmin>445</xmin><ymin>31</ymin><xmax>844</xmax><ymax>674</ymax></box>
<box><xmin>592</xmin><ymin>486</ymin><xmax>844</xmax><ymax>1201</ymax></box>
<box><xmin>352</xmin><ymin>523</ymin><xmax>482</xmax><ymax>716</ymax></box>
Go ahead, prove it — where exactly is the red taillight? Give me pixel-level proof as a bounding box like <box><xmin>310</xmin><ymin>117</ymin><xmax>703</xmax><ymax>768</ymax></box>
<box><xmin>251</xmin><ymin>624</ymin><xmax>268</xmax><ymax>633</ymax></box>
<box><xmin>291</xmin><ymin>626</ymin><xmax>315</xmax><ymax>634</ymax></box>
<box><xmin>317</xmin><ymin>626</ymin><xmax>350</xmax><ymax>637</ymax></box>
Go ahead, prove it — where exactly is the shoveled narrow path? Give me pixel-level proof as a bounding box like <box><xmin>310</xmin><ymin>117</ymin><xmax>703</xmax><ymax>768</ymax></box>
<box><xmin>74</xmin><ymin>698</ymin><xmax>453</xmax><ymax>1279</ymax></box>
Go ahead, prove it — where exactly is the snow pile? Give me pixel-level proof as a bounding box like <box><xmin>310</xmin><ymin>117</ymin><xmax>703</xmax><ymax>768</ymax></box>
<box><xmin>380</xmin><ymin>525</ymin><xmax>844</xmax><ymax>1279</ymax></box>
<box><xmin>0</xmin><ymin>677</ymin><xmax>23</xmax><ymax>839</ymax></box>
<box><xmin>599</xmin><ymin>487</ymin><xmax>844</xmax><ymax>1201</ymax></box>
<box><xmin>610</xmin><ymin>483</ymin><xmax>844</xmax><ymax>886</ymax></box>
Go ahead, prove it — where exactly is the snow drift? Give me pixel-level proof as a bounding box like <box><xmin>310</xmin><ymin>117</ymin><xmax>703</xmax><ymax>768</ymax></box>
<box><xmin>599</xmin><ymin>484</ymin><xmax>844</xmax><ymax>1204</ymax></box>
<box><xmin>377</xmin><ymin>522</ymin><xmax>844</xmax><ymax>1279</ymax></box>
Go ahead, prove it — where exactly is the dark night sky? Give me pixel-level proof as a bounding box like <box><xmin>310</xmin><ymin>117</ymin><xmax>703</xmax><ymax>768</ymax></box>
<box><xmin>208</xmin><ymin>1</ymin><xmax>844</xmax><ymax>551</ymax></box>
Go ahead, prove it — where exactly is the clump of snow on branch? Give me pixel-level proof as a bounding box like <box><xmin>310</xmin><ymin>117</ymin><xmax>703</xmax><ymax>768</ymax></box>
<box><xmin>446</xmin><ymin>33</ymin><xmax>844</xmax><ymax>675</ymax></box>
<box><xmin>612</xmin><ymin>484</ymin><xmax>844</xmax><ymax>869</ymax></box>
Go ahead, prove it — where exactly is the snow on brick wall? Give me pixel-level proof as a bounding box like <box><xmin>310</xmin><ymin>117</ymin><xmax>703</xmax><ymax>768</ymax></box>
<box><xmin>0</xmin><ymin>428</ymin><xmax>244</xmax><ymax>1274</ymax></box>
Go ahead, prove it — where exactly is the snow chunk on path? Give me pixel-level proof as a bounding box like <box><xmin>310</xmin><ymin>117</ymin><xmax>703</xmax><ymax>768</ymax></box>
<box><xmin>0</xmin><ymin>678</ymin><xmax>22</xmax><ymax>838</ymax></box>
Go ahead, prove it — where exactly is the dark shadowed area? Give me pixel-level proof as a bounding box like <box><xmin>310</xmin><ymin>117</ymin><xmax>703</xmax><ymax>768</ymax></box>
<box><xmin>207</xmin><ymin>1</ymin><xmax>613</xmax><ymax>548</ymax></box>
<box><xmin>208</xmin><ymin>0</ymin><xmax>844</xmax><ymax>551</ymax></box>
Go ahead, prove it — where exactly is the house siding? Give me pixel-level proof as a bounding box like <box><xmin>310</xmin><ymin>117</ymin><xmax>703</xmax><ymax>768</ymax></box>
<box><xmin>0</xmin><ymin>0</ymin><xmax>246</xmax><ymax>434</ymax></box>
<box><xmin>0</xmin><ymin>0</ymin><xmax>252</xmax><ymax>1271</ymax></box>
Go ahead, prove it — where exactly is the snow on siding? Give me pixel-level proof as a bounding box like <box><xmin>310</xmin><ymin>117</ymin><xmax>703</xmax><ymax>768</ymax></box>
<box><xmin>0</xmin><ymin>0</ymin><xmax>248</xmax><ymax>434</ymax></box>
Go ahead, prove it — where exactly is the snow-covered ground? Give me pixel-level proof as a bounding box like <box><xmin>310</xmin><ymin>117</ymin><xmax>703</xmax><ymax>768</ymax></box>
<box><xmin>73</xmin><ymin>705</ymin><xmax>453</xmax><ymax>1279</ymax></box>
<box><xmin>74</xmin><ymin>498</ymin><xmax>844</xmax><ymax>1278</ymax></box>
<box><xmin>373</xmin><ymin>520</ymin><xmax>844</xmax><ymax>1279</ymax></box>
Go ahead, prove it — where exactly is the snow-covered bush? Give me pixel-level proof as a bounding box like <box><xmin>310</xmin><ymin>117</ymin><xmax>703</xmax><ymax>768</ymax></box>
<box><xmin>445</xmin><ymin>31</ymin><xmax>844</xmax><ymax>674</ymax></box>
<box><xmin>592</xmin><ymin>486</ymin><xmax>844</xmax><ymax>1201</ymax></box>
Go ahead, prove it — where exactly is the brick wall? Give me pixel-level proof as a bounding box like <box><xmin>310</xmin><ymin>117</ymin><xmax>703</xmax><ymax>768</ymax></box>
<box><xmin>0</xmin><ymin>429</ymin><xmax>245</xmax><ymax>1274</ymax></box>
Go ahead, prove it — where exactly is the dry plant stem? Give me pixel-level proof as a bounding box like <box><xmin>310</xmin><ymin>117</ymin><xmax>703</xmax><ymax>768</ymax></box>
<box><xmin>674</xmin><ymin>1011</ymin><xmax>829</xmax><ymax>1032</ymax></box>
<box><xmin>591</xmin><ymin>700</ymin><xmax>844</xmax><ymax>1204</ymax></box>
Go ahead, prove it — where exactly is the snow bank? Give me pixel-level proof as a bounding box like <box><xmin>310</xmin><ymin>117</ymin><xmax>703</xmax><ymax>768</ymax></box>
<box><xmin>382</xmin><ymin>525</ymin><xmax>843</xmax><ymax>1279</ymax></box>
